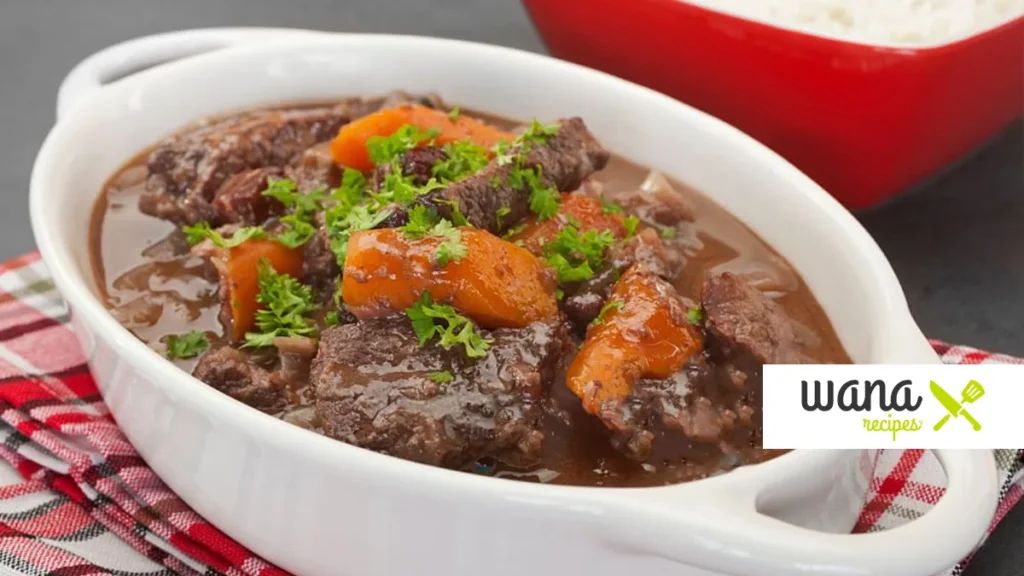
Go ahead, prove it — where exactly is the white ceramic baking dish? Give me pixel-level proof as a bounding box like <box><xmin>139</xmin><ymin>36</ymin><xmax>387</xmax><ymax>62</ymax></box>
<box><xmin>30</xmin><ymin>27</ymin><xmax>997</xmax><ymax>576</ymax></box>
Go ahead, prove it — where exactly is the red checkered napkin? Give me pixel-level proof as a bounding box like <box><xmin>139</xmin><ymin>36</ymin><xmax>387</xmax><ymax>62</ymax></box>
<box><xmin>0</xmin><ymin>251</ymin><xmax>1017</xmax><ymax>576</ymax></box>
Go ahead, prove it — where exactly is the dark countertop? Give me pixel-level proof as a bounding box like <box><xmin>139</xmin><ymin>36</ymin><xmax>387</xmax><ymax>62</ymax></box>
<box><xmin>2</xmin><ymin>1</ymin><xmax>1021</xmax><ymax>574</ymax></box>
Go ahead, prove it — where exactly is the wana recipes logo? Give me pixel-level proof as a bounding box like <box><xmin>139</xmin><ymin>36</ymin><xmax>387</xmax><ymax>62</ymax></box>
<box><xmin>762</xmin><ymin>365</ymin><xmax>1020</xmax><ymax>449</ymax></box>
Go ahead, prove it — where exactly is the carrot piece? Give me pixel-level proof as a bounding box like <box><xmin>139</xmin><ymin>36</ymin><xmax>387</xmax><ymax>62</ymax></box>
<box><xmin>341</xmin><ymin>228</ymin><xmax>558</xmax><ymax>329</ymax></box>
<box><xmin>566</xmin><ymin>266</ymin><xmax>702</xmax><ymax>420</ymax></box>
<box><xmin>329</xmin><ymin>104</ymin><xmax>514</xmax><ymax>171</ymax></box>
<box><xmin>221</xmin><ymin>240</ymin><xmax>304</xmax><ymax>341</ymax></box>
<box><xmin>510</xmin><ymin>192</ymin><xmax>629</xmax><ymax>256</ymax></box>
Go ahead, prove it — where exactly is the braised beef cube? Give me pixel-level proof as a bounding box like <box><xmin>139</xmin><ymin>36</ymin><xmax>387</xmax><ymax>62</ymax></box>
<box><xmin>285</xmin><ymin>142</ymin><xmax>342</xmax><ymax>192</ymax></box>
<box><xmin>302</xmin><ymin>214</ymin><xmax>341</xmax><ymax>301</ymax></box>
<box><xmin>311</xmin><ymin>318</ymin><xmax>570</xmax><ymax>468</ymax></box>
<box><xmin>212</xmin><ymin>167</ymin><xmax>286</xmax><ymax>225</ymax></box>
<box><xmin>371</xmin><ymin>146</ymin><xmax>448</xmax><ymax>190</ymax></box>
<box><xmin>701</xmin><ymin>272</ymin><xmax>808</xmax><ymax>365</ymax></box>
<box><xmin>611</xmin><ymin>357</ymin><xmax>758</xmax><ymax>463</ymax></box>
<box><xmin>193</xmin><ymin>346</ymin><xmax>288</xmax><ymax>413</ymax></box>
<box><xmin>424</xmin><ymin>117</ymin><xmax>609</xmax><ymax>234</ymax></box>
<box><xmin>561</xmin><ymin>264</ymin><xmax>620</xmax><ymax>329</ymax></box>
<box><xmin>141</xmin><ymin>100</ymin><xmax>366</xmax><ymax>225</ymax></box>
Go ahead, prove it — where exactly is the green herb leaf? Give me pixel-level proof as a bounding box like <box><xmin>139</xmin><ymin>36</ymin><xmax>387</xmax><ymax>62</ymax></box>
<box><xmin>517</xmin><ymin>119</ymin><xmax>561</xmax><ymax>150</ymax></box>
<box><xmin>366</xmin><ymin>124</ymin><xmax>438</xmax><ymax>165</ymax></box>
<box><xmin>428</xmin><ymin>370</ymin><xmax>454</xmax><ymax>384</ymax></box>
<box><xmin>273</xmin><ymin>214</ymin><xmax>318</xmax><ymax>248</ymax></box>
<box><xmin>623</xmin><ymin>215</ymin><xmax>640</xmax><ymax>238</ymax></box>
<box><xmin>495</xmin><ymin>206</ymin><xmax>512</xmax><ymax>229</ymax></box>
<box><xmin>405</xmin><ymin>292</ymin><xmax>492</xmax><ymax>358</ymax></box>
<box><xmin>325</xmin><ymin>311</ymin><xmax>340</xmax><ymax>327</ymax></box>
<box><xmin>326</xmin><ymin>203</ymin><xmax>395</xmax><ymax>268</ymax></box>
<box><xmin>262</xmin><ymin>178</ymin><xmax>326</xmax><ymax>216</ymax></box>
<box><xmin>432</xmin><ymin>140</ymin><xmax>489</xmax><ymax>183</ymax></box>
<box><xmin>543</xmin><ymin>225</ymin><xmax>616</xmax><ymax>284</ymax></box>
<box><xmin>432</xmin><ymin>220</ymin><xmax>467</xmax><ymax>267</ymax></box>
<box><xmin>528</xmin><ymin>182</ymin><xmax>561</xmax><ymax>221</ymax></box>
<box><xmin>503</xmin><ymin>223</ymin><xmax>528</xmax><ymax>240</ymax></box>
<box><xmin>440</xmin><ymin>199</ymin><xmax>471</xmax><ymax>226</ymax></box>
<box><xmin>660</xmin><ymin>226</ymin><xmax>677</xmax><ymax>239</ymax></box>
<box><xmin>331</xmin><ymin>169</ymin><xmax>368</xmax><ymax>209</ymax></box>
<box><xmin>163</xmin><ymin>330</ymin><xmax>209</xmax><ymax>359</ymax></box>
<box><xmin>600</xmin><ymin>199</ymin><xmax>624</xmax><ymax>215</ymax></box>
<box><xmin>243</xmin><ymin>258</ymin><xmax>318</xmax><ymax>348</ymax></box>
<box><xmin>400</xmin><ymin>204</ymin><xmax>442</xmax><ymax>239</ymax></box>
<box><xmin>448</xmin><ymin>107</ymin><xmax>461</xmax><ymax>122</ymax></box>
<box><xmin>593</xmin><ymin>300</ymin><xmax>625</xmax><ymax>326</ymax></box>
<box><xmin>181</xmin><ymin>221</ymin><xmax>267</xmax><ymax>248</ymax></box>
<box><xmin>687</xmin><ymin>305</ymin><xmax>703</xmax><ymax>326</ymax></box>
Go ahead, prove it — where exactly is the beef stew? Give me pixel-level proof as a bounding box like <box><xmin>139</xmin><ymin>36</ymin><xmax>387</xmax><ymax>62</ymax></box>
<box><xmin>90</xmin><ymin>93</ymin><xmax>849</xmax><ymax>487</ymax></box>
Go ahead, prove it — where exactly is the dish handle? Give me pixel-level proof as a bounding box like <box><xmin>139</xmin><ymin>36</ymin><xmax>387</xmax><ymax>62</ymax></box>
<box><xmin>56</xmin><ymin>27</ymin><xmax>330</xmax><ymax>122</ymax></box>
<box><xmin>614</xmin><ymin>449</ymin><xmax>996</xmax><ymax>576</ymax></box>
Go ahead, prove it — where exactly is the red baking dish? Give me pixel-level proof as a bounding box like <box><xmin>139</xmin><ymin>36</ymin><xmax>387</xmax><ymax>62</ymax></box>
<box><xmin>523</xmin><ymin>0</ymin><xmax>1024</xmax><ymax>209</ymax></box>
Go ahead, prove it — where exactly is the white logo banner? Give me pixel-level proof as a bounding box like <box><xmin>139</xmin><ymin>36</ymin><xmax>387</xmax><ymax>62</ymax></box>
<box><xmin>762</xmin><ymin>364</ymin><xmax>1024</xmax><ymax>449</ymax></box>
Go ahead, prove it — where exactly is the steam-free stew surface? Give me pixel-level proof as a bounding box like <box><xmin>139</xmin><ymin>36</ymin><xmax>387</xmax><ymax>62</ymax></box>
<box><xmin>90</xmin><ymin>99</ymin><xmax>849</xmax><ymax>487</ymax></box>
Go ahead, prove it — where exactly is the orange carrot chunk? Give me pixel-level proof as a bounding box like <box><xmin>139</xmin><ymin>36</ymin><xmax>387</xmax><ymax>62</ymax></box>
<box><xmin>221</xmin><ymin>240</ymin><xmax>304</xmax><ymax>341</ymax></box>
<box><xmin>510</xmin><ymin>192</ymin><xmax>629</xmax><ymax>255</ymax></box>
<box><xmin>330</xmin><ymin>104</ymin><xmax>514</xmax><ymax>171</ymax></box>
<box><xmin>566</xmin><ymin>266</ymin><xmax>702</xmax><ymax>418</ymax></box>
<box><xmin>341</xmin><ymin>227</ymin><xmax>558</xmax><ymax>329</ymax></box>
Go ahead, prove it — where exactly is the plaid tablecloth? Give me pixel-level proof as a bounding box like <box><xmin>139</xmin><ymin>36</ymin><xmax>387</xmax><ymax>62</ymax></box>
<box><xmin>0</xmin><ymin>251</ymin><xmax>1019</xmax><ymax>576</ymax></box>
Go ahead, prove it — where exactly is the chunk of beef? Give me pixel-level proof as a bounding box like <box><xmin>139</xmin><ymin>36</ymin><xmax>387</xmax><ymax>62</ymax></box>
<box><xmin>701</xmin><ymin>272</ymin><xmax>808</xmax><ymax>365</ymax></box>
<box><xmin>561</xmin><ymin>227</ymin><xmax>684</xmax><ymax>331</ymax></box>
<box><xmin>302</xmin><ymin>213</ymin><xmax>341</xmax><ymax>300</ymax></box>
<box><xmin>371</xmin><ymin>146</ymin><xmax>448</xmax><ymax>190</ymax></box>
<box><xmin>415</xmin><ymin>117</ymin><xmax>609</xmax><ymax>233</ymax></box>
<box><xmin>285</xmin><ymin>142</ymin><xmax>342</xmax><ymax>193</ymax></box>
<box><xmin>609</xmin><ymin>171</ymin><xmax>694</xmax><ymax>231</ymax></box>
<box><xmin>141</xmin><ymin>100</ymin><xmax>367</xmax><ymax>225</ymax></box>
<box><xmin>610</xmin><ymin>356</ymin><xmax>760</xmax><ymax>464</ymax></box>
<box><xmin>311</xmin><ymin>318</ymin><xmax>571</xmax><ymax>468</ymax></box>
<box><xmin>193</xmin><ymin>346</ymin><xmax>288</xmax><ymax>413</ymax></box>
<box><xmin>212</xmin><ymin>167</ymin><xmax>286</xmax><ymax>225</ymax></box>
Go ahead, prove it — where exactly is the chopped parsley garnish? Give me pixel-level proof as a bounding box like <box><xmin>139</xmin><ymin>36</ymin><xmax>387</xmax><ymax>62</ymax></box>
<box><xmin>432</xmin><ymin>140</ymin><xmax>489</xmax><ymax>182</ymax></box>
<box><xmin>262</xmin><ymin>178</ymin><xmax>325</xmax><ymax>216</ymax></box>
<box><xmin>399</xmin><ymin>205</ymin><xmax>442</xmax><ymax>239</ymax></box>
<box><xmin>397</xmin><ymin>206</ymin><xmax>466</xmax><ymax>266</ymax></box>
<box><xmin>543</xmin><ymin>225</ymin><xmax>616</xmax><ymax>284</ymax></box>
<box><xmin>495</xmin><ymin>206</ymin><xmax>511</xmax><ymax>228</ymax></box>
<box><xmin>517</xmin><ymin>119</ymin><xmax>561</xmax><ymax>150</ymax></box>
<box><xmin>524</xmin><ymin>175</ymin><xmax>561</xmax><ymax>220</ymax></box>
<box><xmin>326</xmin><ymin>203</ymin><xmax>395</xmax><ymax>268</ymax></box>
<box><xmin>432</xmin><ymin>220</ymin><xmax>467</xmax><ymax>267</ymax></box>
<box><xmin>324</xmin><ymin>311</ymin><xmax>340</xmax><ymax>327</ymax></box>
<box><xmin>503</xmin><ymin>223</ymin><xmax>528</xmax><ymax>240</ymax></box>
<box><xmin>331</xmin><ymin>169</ymin><xmax>369</xmax><ymax>209</ymax></box>
<box><xmin>448</xmin><ymin>107</ymin><xmax>461</xmax><ymax>122</ymax></box>
<box><xmin>243</xmin><ymin>259</ymin><xmax>318</xmax><ymax>348</ymax></box>
<box><xmin>373</xmin><ymin>163</ymin><xmax>444</xmax><ymax>206</ymax></box>
<box><xmin>623</xmin><ymin>215</ymin><xmax>640</xmax><ymax>238</ymax></box>
<box><xmin>428</xmin><ymin>370</ymin><xmax>454</xmax><ymax>384</ymax></box>
<box><xmin>687</xmin><ymin>305</ymin><xmax>703</xmax><ymax>326</ymax></box>
<box><xmin>406</xmin><ymin>292</ymin><xmax>491</xmax><ymax>358</ymax></box>
<box><xmin>600</xmin><ymin>199</ymin><xmax>624</xmax><ymax>215</ymax></box>
<box><xmin>440</xmin><ymin>199</ymin><xmax>471</xmax><ymax>226</ymax></box>
<box><xmin>273</xmin><ymin>214</ymin><xmax>318</xmax><ymax>248</ymax></box>
<box><xmin>660</xmin><ymin>226</ymin><xmax>677</xmax><ymax>239</ymax></box>
<box><xmin>182</xmin><ymin>221</ymin><xmax>266</xmax><ymax>248</ymax></box>
<box><xmin>163</xmin><ymin>330</ymin><xmax>209</xmax><ymax>359</ymax></box>
<box><xmin>593</xmin><ymin>300</ymin><xmax>625</xmax><ymax>325</ymax></box>
<box><xmin>366</xmin><ymin>124</ymin><xmax>438</xmax><ymax>165</ymax></box>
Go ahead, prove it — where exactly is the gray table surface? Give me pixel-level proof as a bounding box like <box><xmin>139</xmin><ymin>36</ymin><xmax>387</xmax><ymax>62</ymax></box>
<box><xmin>1</xmin><ymin>1</ymin><xmax>1021</xmax><ymax>574</ymax></box>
